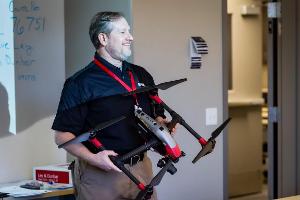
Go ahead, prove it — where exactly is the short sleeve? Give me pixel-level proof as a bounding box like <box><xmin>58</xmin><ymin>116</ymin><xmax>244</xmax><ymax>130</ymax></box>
<box><xmin>52</xmin><ymin>79</ymin><xmax>88</xmax><ymax>136</ymax></box>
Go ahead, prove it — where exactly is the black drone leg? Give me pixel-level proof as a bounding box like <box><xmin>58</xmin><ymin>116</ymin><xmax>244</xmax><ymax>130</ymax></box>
<box><xmin>143</xmin><ymin>187</ymin><xmax>153</xmax><ymax>200</ymax></box>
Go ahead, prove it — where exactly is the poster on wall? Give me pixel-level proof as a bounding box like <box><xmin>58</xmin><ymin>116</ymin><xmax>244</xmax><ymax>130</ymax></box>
<box><xmin>189</xmin><ymin>36</ymin><xmax>208</xmax><ymax>69</ymax></box>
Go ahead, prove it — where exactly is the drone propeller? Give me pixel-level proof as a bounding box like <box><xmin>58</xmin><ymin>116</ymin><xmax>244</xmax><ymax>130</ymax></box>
<box><xmin>135</xmin><ymin>159</ymin><xmax>173</xmax><ymax>200</ymax></box>
<box><xmin>210</xmin><ymin>118</ymin><xmax>232</xmax><ymax>140</ymax></box>
<box><xmin>124</xmin><ymin>78</ymin><xmax>187</xmax><ymax>96</ymax></box>
<box><xmin>192</xmin><ymin>118</ymin><xmax>231</xmax><ymax>164</ymax></box>
<box><xmin>58</xmin><ymin>116</ymin><xmax>126</xmax><ymax>148</ymax></box>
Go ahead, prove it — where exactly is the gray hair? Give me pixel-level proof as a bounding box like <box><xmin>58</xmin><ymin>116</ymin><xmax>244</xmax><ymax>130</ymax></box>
<box><xmin>89</xmin><ymin>11</ymin><xmax>124</xmax><ymax>49</ymax></box>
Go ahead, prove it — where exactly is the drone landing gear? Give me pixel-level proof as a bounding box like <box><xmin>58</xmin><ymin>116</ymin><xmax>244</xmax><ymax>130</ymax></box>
<box><xmin>137</xmin><ymin>152</ymin><xmax>186</xmax><ymax>200</ymax></box>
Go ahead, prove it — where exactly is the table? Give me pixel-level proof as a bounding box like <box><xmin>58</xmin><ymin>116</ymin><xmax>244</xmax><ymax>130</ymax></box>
<box><xmin>0</xmin><ymin>182</ymin><xmax>74</xmax><ymax>200</ymax></box>
<box><xmin>276</xmin><ymin>195</ymin><xmax>300</xmax><ymax>200</ymax></box>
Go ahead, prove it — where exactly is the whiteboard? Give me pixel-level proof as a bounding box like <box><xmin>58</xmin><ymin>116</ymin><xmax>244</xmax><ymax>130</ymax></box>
<box><xmin>0</xmin><ymin>0</ymin><xmax>65</xmax><ymax>134</ymax></box>
<box><xmin>0</xmin><ymin>0</ymin><xmax>16</xmax><ymax>134</ymax></box>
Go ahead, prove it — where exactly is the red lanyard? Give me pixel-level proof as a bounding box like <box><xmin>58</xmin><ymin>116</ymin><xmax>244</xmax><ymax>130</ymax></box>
<box><xmin>94</xmin><ymin>57</ymin><xmax>138</xmax><ymax>104</ymax></box>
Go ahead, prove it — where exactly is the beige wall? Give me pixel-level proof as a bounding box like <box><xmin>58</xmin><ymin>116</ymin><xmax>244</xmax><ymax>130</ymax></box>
<box><xmin>0</xmin><ymin>117</ymin><xmax>66</xmax><ymax>183</ymax></box>
<box><xmin>227</xmin><ymin>0</ymin><xmax>264</xmax><ymax>196</ymax></box>
<box><xmin>132</xmin><ymin>0</ymin><xmax>224</xmax><ymax>199</ymax></box>
<box><xmin>228</xmin><ymin>107</ymin><xmax>263</xmax><ymax>196</ymax></box>
<box><xmin>228</xmin><ymin>0</ymin><xmax>263</xmax><ymax>103</ymax></box>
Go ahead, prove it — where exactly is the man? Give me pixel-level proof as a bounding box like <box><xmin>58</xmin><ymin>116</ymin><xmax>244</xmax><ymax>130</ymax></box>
<box><xmin>52</xmin><ymin>12</ymin><xmax>169</xmax><ymax>200</ymax></box>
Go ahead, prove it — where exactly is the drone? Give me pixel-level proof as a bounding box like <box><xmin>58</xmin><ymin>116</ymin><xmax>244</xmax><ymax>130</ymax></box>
<box><xmin>58</xmin><ymin>78</ymin><xmax>231</xmax><ymax>200</ymax></box>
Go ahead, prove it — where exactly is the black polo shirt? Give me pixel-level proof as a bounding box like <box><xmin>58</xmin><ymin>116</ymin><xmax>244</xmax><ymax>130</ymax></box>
<box><xmin>52</xmin><ymin>53</ymin><xmax>164</xmax><ymax>154</ymax></box>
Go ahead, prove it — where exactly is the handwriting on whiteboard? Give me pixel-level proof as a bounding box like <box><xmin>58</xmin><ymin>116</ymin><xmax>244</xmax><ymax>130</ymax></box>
<box><xmin>0</xmin><ymin>0</ymin><xmax>47</xmax><ymax>81</ymax></box>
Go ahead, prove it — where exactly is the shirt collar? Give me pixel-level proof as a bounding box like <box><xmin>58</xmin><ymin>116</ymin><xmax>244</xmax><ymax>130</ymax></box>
<box><xmin>94</xmin><ymin>52</ymin><xmax>131</xmax><ymax>73</ymax></box>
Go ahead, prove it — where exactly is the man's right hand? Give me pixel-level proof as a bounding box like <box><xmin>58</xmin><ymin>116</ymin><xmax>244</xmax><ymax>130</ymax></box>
<box><xmin>87</xmin><ymin>150</ymin><xmax>122</xmax><ymax>172</ymax></box>
<box><xmin>55</xmin><ymin>131</ymin><xmax>122</xmax><ymax>173</ymax></box>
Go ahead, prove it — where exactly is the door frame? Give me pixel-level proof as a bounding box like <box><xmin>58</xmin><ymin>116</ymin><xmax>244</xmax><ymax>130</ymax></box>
<box><xmin>268</xmin><ymin>0</ymin><xmax>299</xmax><ymax>198</ymax></box>
<box><xmin>222</xmin><ymin>0</ymin><xmax>229</xmax><ymax>199</ymax></box>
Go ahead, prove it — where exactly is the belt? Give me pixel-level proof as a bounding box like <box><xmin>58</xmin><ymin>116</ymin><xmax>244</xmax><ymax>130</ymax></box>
<box><xmin>123</xmin><ymin>154</ymin><xmax>144</xmax><ymax>166</ymax></box>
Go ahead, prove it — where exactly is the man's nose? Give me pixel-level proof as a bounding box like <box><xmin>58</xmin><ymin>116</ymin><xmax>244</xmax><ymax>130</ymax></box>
<box><xmin>127</xmin><ymin>33</ymin><xmax>133</xmax><ymax>41</ymax></box>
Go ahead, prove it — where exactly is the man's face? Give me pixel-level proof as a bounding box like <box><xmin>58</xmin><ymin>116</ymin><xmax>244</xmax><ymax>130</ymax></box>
<box><xmin>105</xmin><ymin>17</ymin><xmax>133</xmax><ymax>61</ymax></box>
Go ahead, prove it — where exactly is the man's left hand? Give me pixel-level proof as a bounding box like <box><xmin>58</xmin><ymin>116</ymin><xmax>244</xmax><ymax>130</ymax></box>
<box><xmin>155</xmin><ymin>116</ymin><xmax>178</xmax><ymax>134</ymax></box>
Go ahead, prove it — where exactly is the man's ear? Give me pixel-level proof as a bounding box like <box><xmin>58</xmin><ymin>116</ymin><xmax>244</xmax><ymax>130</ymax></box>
<box><xmin>98</xmin><ymin>33</ymin><xmax>108</xmax><ymax>46</ymax></box>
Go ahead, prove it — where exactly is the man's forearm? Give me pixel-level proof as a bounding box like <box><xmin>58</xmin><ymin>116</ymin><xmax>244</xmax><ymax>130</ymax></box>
<box><xmin>54</xmin><ymin>131</ymin><xmax>121</xmax><ymax>172</ymax></box>
<box><xmin>54</xmin><ymin>131</ymin><xmax>95</xmax><ymax>163</ymax></box>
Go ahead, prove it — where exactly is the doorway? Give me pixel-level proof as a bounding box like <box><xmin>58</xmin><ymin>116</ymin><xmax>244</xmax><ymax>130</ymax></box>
<box><xmin>226</xmin><ymin>0</ymin><xmax>269</xmax><ymax>199</ymax></box>
<box><xmin>226</xmin><ymin>0</ymin><xmax>300</xmax><ymax>199</ymax></box>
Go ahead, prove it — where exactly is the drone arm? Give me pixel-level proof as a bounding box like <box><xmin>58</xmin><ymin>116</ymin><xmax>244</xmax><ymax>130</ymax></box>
<box><xmin>149</xmin><ymin>95</ymin><xmax>207</xmax><ymax>146</ymax></box>
<box><xmin>180</xmin><ymin>120</ymin><xmax>207</xmax><ymax>146</ymax></box>
<box><xmin>88</xmin><ymin>136</ymin><xmax>147</xmax><ymax>190</ymax></box>
<box><xmin>89</xmin><ymin>137</ymin><xmax>105</xmax><ymax>151</ymax></box>
<box><xmin>112</xmin><ymin>139</ymin><xmax>168</xmax><ymax>191</ymax></box>
<box><xmin>151</xmin><ymin>158</ymin><xmax>173</xmax><ymax>186</ymax></box>
<box><xmin>109</xmin><ymin>139</ymin><xmax>163</xmax><ymax>191</ymax></box>
<box><xmin>109</xmin><ymin>156</ymin><xmax>146</xmax><ymax>190</ymax></box>
<box><xmin>135</xmin><ymin>157</ymin><xmax>173</xmax><ymax>200</ymax></box>
<box><xmin>118</xmin><ymin>139</ymin><xmax>159</xmax><ymax>162</ymax></box>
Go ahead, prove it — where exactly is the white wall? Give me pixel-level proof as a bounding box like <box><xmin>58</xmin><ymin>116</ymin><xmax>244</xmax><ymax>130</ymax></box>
<box><xmin>132</xmin><ymin>1</ymin><xmax>224</xmax><ymax>199</ymax></box>
<box><xmin>0</xmin><ymin>0</ymin><xmax>66</xmax><ymax>184</ymax></box>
